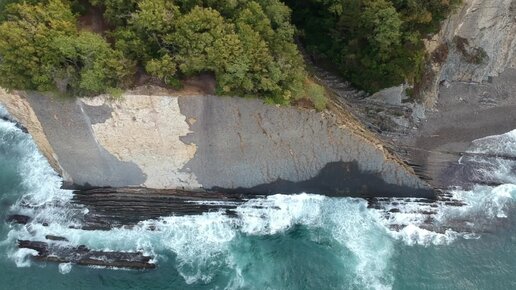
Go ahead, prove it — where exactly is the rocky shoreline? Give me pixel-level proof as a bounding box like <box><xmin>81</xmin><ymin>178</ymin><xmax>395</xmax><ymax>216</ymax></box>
<box><xmin>310</xmin><ymin>0</ymin><xmax>516</xmax><ymax>190</ymax></box>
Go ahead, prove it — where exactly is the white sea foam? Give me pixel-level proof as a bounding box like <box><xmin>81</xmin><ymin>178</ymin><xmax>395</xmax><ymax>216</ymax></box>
<box><xmin>468</xmin><ymin>129</ymin><xmax>516</xmax><ymax>156</ymax></box>
<box><xmin>372</xmin><ymin>129</ymin><xmax>516</xmax><ymax>247</ymax></box>
<box><xmin>322</xmin><ymin>198</ymin><xmax>394</xmax><ymax>290</ymax></box>
<box><xmin>235</xmin><ymin>193</ymin><xmax>325</xmax><ymax>235</ymax></box>
<box><xmin>2</xmin><ymin>107</ymin><xmax>516</xmax><ymax>290</ymax></box>
<box><xmin>0</xmin><ymin>116</ymin><xmax>72</xmax><ymax>207</ymax></box>
<box><xmin>373</xmin><ymin>183</ymin><xmax>515</xmax><ymax>247</ymax></box>
<box><xmin>58</xmin><ymin>263</ymin><xmax>72</xmax><ymax>274</ymax></box>
<box><xmin>8</xmin><ymin>248</ymin><xmax>38</xmax><ymax>268</ymax></box>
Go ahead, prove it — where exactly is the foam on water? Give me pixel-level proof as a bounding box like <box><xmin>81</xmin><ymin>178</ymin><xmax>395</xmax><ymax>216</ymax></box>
<box><xmin>1</xmin><ymin>105</ymin><xmax>515</xmax><ymax>290</ymax></box>
<box><xmin>468</xmin><ymin>129</ymin><xmax>516</xmax><ymax>156</ymax></box>
<box><xmin>371</xmin><ymin>129</ymin><xmax>516</xmax><ymax>247</ymax></box>
<box><xmin>8</xmin><ymin>248</ymin><xmax>38</xmax><ymax>268</ymax></box>
<box><xmin>457</xmin><ymin>129</ymin><xmax>516</xmax><ymax>219</ymax></box>
<box><xmin>58</xmin><ymin>263</ymin><xmax>72</xmax><ymax>275</ymax></box>
<box><xmin>0</xmin><ymin>116</ymin><xmax>71</xmax><ymax>206</ymax></box>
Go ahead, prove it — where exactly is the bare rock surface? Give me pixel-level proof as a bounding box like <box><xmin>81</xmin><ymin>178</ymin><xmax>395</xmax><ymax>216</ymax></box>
<box><xmin>418</xmin><ymin>0</ymin><xmax>516</xmax><ymax>106</ymax></box>
<box><xmin>81</xmin><ymin>95</ymin><xmax>200</xmax><ymax>189</ymax></box>
<box><xmin>401</xmin><ymin>68</ymin><xmax>516</xmax><ymax>188</ymax></box>
<box><xmin>178</xmin><ymin>96</ymin><xmax>429</xmax><ymax>196</ymax></box>
<box><xmin>19</xmin><ymin>92</ymin><xmax>146</xmax><ymax>187</ymax></box>
<box><xmin>440</xmin><ymin>0</ymin><xmax>516</xmax><ymax>83</ymax></box>
<box><xmin>0</xmin><ymin>91</ymin><xmax>430</xmax><ymax>197</ymax></box>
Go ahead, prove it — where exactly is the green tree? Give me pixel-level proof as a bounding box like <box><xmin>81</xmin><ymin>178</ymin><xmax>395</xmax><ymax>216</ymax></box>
<box><xmin>90</xmin><ymin>0</ymin><xmax>137</xmax><ymax>25</ymax></box>
<box><xmin>145</xmin><ymin>54</ymin><xmax>180</xmax><ymax>88</ymax></box>
<box><xmin>0</xmin><ymin>0</ymin><xmax>76</xmax><ymax>91</ymax></box>
<box><xmin>0</xmin><ymin>0</ymin><xmax>133</xmax><ymax>95</ymax></box>
<box><xmin>53</xmin><ymin>32</ymin><xmax>135</xmax><ymax>94</ymax></box>
<box><xmin>287</xmin><ymin>0</ymin><xmax>461</xmax><ymax>93</ymax></box>
<box><xmin>166</xmin><ymin>7</ymin><xmax>244</xmax><ymax>93</ymax></box>
<box><xmin>361</xmin><ymin>0</ymin><xmax>402</xmax><ymax>59</ymax></box>
<box><xmin>0</xmin><ymin>0</ymin><xmax>327</xmax><ymax>107</ymax></box>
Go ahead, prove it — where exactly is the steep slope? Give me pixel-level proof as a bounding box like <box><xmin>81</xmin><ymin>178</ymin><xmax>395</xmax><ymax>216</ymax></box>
<box><xmin>0</xmin><ymin>90</ymin><xmax>431</xmax><ymax>197</ymax></box>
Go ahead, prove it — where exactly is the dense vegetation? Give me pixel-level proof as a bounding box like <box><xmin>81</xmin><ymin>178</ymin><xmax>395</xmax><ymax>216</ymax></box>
<box><xmin>0</xmin><ymin>0</ymin><xmax>326</xmax><ymax>109</ymax></box>
<box><xmin>286</xmin><ymin>0</ymin><xmax>461</xmax><ymax>93</ymax></box>
<box><xmin>0</xmin><ymin>0</ymin><xmax>461</xmax><ymax>106</ymax></box>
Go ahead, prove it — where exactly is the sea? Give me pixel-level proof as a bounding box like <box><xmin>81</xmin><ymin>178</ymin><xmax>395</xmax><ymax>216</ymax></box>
<box><xmin>0</xmin><ymin>104</ymin><xmax>515</xmax><ymax>290</ymax></box>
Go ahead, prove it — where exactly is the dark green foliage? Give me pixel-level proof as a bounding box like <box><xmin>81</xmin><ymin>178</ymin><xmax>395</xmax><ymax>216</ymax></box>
<box><xmin>0</xmin><ymin>0</ymin><xmax>77</xmax><ymax>91</ymax></box>
<box><xmin>0</xmin><ymin>0</ymin><xmax>462</xmax><ymax>103</ymax></box>
<box><xmin>0</xmin><ymin>0</ymin><xmax>325</xmax><ymax>105</ymax></box>
<box><xmin>287</xmin><ymin>0</ymin><xmax>461</xmax><ymax>93</ymax></box>
<box><xmin>0</xmin><ymin>0</ymin><xmax>134</xmax><ymax>95</ymax></box>
<box><xmin>89</xmin><ymin>0</ymin><xmax>138</xmax><ymax>25</ymax></box>
<box><xmin>115</xmin><ymin>0</ymin><xmax>308</xmax><ymax>101</ymax></box>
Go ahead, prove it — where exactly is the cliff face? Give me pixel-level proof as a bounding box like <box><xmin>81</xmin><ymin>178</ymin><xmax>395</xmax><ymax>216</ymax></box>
<box><xmin>422</xmin><ymin>0</ymin><xmax>516</xmax><ymax>106</ymax></box>
<box><xmin>397</xmin><ymin>0</ymin><xmax>516</xmax><ymax>187</ymax></box>
<box><xmin>440</xmin><ymin>0</ymin><xmax>515</xmax><ymax>83</ymax></box>
<box><xmin>1</xmin><ymin>0</ymin><xmax>512</xmax><ymax>196</ymax></box>
<box><xmin>0</xmin><ymin>89</ymin><xmax>61</xmax><ymax>172</ymax></box>
<box><xmin>0</xmin><ymin>90</ymin><xmax>430</xmax><ymax>197</ymax></box>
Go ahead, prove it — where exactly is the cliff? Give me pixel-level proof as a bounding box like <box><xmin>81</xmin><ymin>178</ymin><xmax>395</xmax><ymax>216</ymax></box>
<box><xmin>0</xmin><ymin>89</ymin><xmax>431</xmax><ymax>197</ymax></box>
<box><xmin>383</xmin><ymin>0</ymin><xmax>516</xmax><ymax>188</ymax></box>
<box><xmin>307</xmin><ymin>0</ymin><xmax>516</xmax><ymax>189</ymax></box>
<box><xmin>421</xmin><ymin>0</ymin><xmax>515</xmax><ymax>106</ymax></box>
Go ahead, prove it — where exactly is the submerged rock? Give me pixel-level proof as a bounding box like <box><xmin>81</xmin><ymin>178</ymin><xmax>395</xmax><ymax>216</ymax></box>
<box><xmin>18</xmin><ymin>240</ymin><xmax>156</xmax><ymax>270</ymax></box>
<box><xmin>6</xmin><ymin>215</ymin><xmax>31</xmax><ymax>225</ymax></box>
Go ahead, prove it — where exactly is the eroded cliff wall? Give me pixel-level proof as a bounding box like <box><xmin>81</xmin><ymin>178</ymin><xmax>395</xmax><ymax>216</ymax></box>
<box><xmin>422</xmin><ymin>0</ymin><xmax>516</xmax><ymax>106</ymax></box>
<box><xmin>398</xmin><ymin>0</ymin><xmax>516</xmax><ymax>187</ymax></box>
<box><xmin>0</xmin><ymin>90</ymin><xmax>430</xmax><ymax>197</ymax></box>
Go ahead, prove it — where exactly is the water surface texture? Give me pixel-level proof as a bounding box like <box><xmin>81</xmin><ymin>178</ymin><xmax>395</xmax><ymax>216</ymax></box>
<box><xmin>0</xmin><ymin>107</ymin><xmax>515</xmax><ymax>290</ymax></box>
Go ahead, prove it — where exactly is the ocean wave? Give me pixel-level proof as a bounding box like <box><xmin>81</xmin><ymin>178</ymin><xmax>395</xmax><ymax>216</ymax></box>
<box><xmin>468</xmin><ymin>129</ymin><xmax>516</xmax><ymax>157</ymax></box>
<box><xmin>1</xmin><ymin>106</ymin><xmax>515</xmax><ymax>290</ymax></box>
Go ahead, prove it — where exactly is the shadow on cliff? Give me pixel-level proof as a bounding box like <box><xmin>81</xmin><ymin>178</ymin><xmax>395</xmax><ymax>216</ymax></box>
<box><xmin>212</xmin><ymin>161</ymin><xmax>435</xmax><ymax>198</ymax></box>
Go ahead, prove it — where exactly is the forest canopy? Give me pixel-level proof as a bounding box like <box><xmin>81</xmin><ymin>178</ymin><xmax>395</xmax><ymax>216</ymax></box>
<box><xmin>0</xmin><ymin>0</ymin><xmax>460</xmax><ymax>104</ymax></box>
<box><xmin>0</xmin><ymin>0</ymin><xmax>318</xmax><ymax>106</ymax></box>
<box><xmin>286</xmin><ymin>0</ymin><xmax>461</xmax><ymax>93</ymax></box>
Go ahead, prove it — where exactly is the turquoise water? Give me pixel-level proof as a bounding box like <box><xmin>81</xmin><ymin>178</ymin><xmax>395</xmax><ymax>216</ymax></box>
<box><xmin>0</xmin><ymin>107</ymin><xmax>515</xmax><ymax>290</ymax></box>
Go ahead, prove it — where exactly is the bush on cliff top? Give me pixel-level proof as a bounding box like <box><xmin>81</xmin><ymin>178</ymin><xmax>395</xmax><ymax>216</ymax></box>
<box><xmin>0</xmin><ymin>0</ymin><xmax>134</xmax><ymax>95</ymax></box>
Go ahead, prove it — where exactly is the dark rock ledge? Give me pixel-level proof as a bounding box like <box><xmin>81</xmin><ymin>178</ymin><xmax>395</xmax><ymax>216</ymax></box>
<box><xmin>7</xmin><ymin>187</ymin><xmax>260</xmax><ymax>270</ymax></box>
<box><xmin>17</xmin><ymin>240</ymin><xmax>155</xmax><ymax>270</ymax></box>
<box><xmin>0</xmin><ymin>115</ymin><xmax>28</xmax><ymax>133</ymax></box>
<box><xmin>71</xmin><ymin>187</ymin><xmax>261</xmax><ymax>230</ymax></box>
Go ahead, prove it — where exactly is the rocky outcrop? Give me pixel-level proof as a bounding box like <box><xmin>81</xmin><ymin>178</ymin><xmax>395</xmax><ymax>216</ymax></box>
<box><xmin>440</xmin><ymin>0</ymin><xmax>515</xmax><ymax>83</ymax></box>
<box><xmin>72</xmin><ymin>187</ymin><xmax>256</xmax><ymax>230</ymax></box>
<box><xmin>0</xmin><ymin>90</ymin><xmax>431</xmax><ymax>197</ymax></box>
<box><xmin>403</xmin><ymin>68</ymin><xmax>516</xmax><ymax>188</ymax></box>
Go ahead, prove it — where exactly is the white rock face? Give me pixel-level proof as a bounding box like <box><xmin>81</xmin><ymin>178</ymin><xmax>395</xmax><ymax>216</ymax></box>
<box><xmin>81</xmin><ymin>95</ymin><xmax>201</xmax><ymax>189</ymax></box>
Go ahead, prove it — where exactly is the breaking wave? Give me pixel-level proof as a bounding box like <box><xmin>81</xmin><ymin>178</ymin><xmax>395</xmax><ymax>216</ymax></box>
<box><xmin>0</xmin><ymin>106</ymin><xmax>514</xmax><ymax>290</ymax></box>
